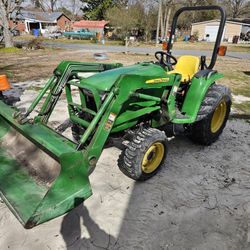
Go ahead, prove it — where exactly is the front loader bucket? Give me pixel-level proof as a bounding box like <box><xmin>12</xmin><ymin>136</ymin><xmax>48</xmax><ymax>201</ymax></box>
<box><xmin>0</xmin><ymin>101</ymin><xmax>92</xmax><ymax>228</ymax></box>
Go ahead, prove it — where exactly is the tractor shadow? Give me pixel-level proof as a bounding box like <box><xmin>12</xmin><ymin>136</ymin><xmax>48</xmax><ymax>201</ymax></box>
<box><xmin>60</xmin><ymin>203</ymin><xmax>116</xmax><ymax>250</ymax></box>
<box><xmin>60</xmin><ymin>122</ymin><xmax>249</xmax><ymax>249</ymax></box>
<box><xmin>59</xmin><ymin>135</ymin><xmax>208</xmax><ymax>249</ymax></box>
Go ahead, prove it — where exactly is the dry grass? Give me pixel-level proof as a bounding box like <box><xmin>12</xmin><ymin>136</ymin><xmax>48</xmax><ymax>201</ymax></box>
<box><xmin>216</xmin><ymin>56</ymin><xmax>250</xmax><ymax>114</ymax></box>
<box><xmin>14</xmin><ymin>35</ymin><xmax>250</xmax><ymax>52</ymax></box>
<box><xmin>171</xmin><ymin>41</ymin><xmax>250</xmax><ymax>53</ymax></box>
<box><xmin>14</xmin><ymin>35</ymin><xmax>124</xmax><ymax>46</ymax></box>
<box><xmin>0</xmin><ymin>48</ymin><xmax>151</xmax><ymax>82</ymax></box>
<box><xmin>216</xmin><ymin>57</ymin><xmax>250</xmax><ymax>95</ymax></box>
<box><xmin>0</xmin><ymin>48</ymin><xmax>249</xmax><ymax>113</ymax></box>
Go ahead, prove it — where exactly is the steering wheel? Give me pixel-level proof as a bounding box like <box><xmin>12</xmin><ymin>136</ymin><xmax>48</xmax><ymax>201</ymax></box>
<box><xmin>155</xmin><ymin>51</ymin><xmax>177</xmax><ymax>67</ymax></box>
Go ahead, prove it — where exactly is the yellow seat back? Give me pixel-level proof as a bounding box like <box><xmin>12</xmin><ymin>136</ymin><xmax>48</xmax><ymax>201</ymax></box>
<box><xmin>168</xmin><ymin>55</ymin><xmax>200</xmax><ymax>82</ymax></box>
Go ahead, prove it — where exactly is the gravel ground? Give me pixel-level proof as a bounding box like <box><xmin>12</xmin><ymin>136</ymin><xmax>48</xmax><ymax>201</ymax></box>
<box><xmin>0</xmin><ymin>79</ymin><xmax>250</xmax><ymax>250</ymax></box>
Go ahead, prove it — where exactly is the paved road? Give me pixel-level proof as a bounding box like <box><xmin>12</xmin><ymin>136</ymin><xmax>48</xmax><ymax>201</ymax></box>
<box><xmin>43</xmin><ymin>41</ymin><xmax>250</xmax><ymax>59</ymax></box>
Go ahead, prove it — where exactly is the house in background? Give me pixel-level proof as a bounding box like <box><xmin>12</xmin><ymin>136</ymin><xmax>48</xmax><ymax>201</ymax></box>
<box><xmin>73</xmin><ymin>20</ymin><xmax>109</xmax><ymax>35</ymax></box>
<box><xmin>191</xmin><ymin>19</ymin><xmax>250</xmax><ymax>42</ymax></box>
<box><xmin>10</xmin><ymin>11</ymin><xmax>71</xmax><ymax>34</ymax></box>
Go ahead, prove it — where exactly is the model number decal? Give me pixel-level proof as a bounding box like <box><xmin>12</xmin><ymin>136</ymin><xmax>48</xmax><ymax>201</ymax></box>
<box><xmin>146</xmin><ymin>78</ymin><xmax>169</xmax><ymax>84</ymax></box>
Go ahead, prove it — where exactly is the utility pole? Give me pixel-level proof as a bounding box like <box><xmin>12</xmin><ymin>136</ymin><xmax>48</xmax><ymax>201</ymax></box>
<box><xmin>156</xmin><ymin>0</ymin><xmax>162</xmax><ymax>46</ymax></box>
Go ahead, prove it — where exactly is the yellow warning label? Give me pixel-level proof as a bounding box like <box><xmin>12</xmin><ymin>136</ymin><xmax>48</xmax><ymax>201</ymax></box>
<box><xmin>104</xmin><ymin>113</ymin><xmax>117</xmax><ymax>131</ymax></box>
<box><xmin>146</xmin><ymin>78</ymin><xmax>169</xmax><ymax>84</ymax></box>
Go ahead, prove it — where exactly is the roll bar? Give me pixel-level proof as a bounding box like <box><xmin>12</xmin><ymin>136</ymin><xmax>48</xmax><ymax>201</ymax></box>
<box><xmin>167</xmin><ymin>5</ymin><xmax>226</xmax><ymax>69</ymax></box>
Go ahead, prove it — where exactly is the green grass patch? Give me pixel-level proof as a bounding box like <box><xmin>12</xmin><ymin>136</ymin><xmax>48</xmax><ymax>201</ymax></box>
<box><xmin>45</xmin><ymin>37</ymin><xmax>124</xmax><ymax>46</ymax></box>
<box><xmin>223</xmin><ymin>72</ymin><xmax>250</xmax><ymax>82</ymax></box>
<box><xmin>15</xmin><ymin>36</ymin><xmax>124</xmax><ymax>46</ymax></box>
<box><xmin>233</xmin><ymin>102</ymin><xmax>250</xmax><ymax>114</ymax></box>
<box><xmin>227</xmin><ymin>45</ymin><xmax>250</xmax><ymax>53</ymax></box>
<box><xmin>0</xmin><ymin>47</ymin><xmax>21</xmax><ymax>53</ymax></box>
<box><xmin>233</xmin><ymin>86</ymin><xmax>250</xmax><ymax>97</ymax></box>
<box><xmin>5</xmin><ymin>71</ymin><xmax>14</xmax><ymax>78</ymax></box>
<box><xmin>222</xmin><ymin>71</ymin><xmax>250</xmax><ymax>97</ymax></box>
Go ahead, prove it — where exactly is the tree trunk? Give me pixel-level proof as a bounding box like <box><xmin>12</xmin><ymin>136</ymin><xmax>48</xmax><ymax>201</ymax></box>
<box><xmin>162</xmin><ymin>4</ymin><xmax>167</xmax><ymax>40</ymax></box>
<box><xmin>160</xmin><ymin>2</ymin><xmax>164</xmax><ymax>40</ymax></box>
<box><xmin>164</xmin><ymin>7</ymin><xmax>171</xmax><ymax>40</ymax></box>
<box><xmin>50</xmin><ymin>0</ymin><xmax>53</xmax><ymax>11</ymax></box>
<box><xmin>50</xmin><ymin>0</ymin><xmax>57</xmax><ymax>12</ymax></box>
<box><xmin>155</xmin><ymin>0</ymin><xmax>162</xmax><ymax>46</ymax></box>
<box><xmin>0</xmin><ymin>1</ymin><xmax>14</xmax><ymax>48</ymax></box>
<box><xmin>3</xmin><ymin>26</ymin><xmax>13</xmax><ymax>48</ymax></box>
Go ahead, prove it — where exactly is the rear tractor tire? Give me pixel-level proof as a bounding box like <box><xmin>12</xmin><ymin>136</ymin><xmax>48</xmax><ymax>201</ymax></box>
<box><xmin>187</xmin><ymin>84</ymin><xmax>231</xmax><ymax>145</ymax></box>
<box><xmin>118</xmin><ymin>127</ymin><xmax>167</xmax><ymax>181</ymax></box>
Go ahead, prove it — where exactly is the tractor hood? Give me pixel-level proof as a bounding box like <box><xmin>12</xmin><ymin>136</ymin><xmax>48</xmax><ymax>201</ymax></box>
<box><xmin>80</xmin><ymin>63</ymin><xmax>166</xmax><ymax>92</ymax></box>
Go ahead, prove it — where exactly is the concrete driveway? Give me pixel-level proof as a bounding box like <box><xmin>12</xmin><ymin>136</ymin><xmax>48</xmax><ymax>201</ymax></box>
<box><xmin>42</xmin><ymin>41</ymin><xmax>250</xmax><ymax>60</ymax></box>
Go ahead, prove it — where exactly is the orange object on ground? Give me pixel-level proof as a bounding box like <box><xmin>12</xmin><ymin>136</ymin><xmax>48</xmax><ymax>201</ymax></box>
<box><xmin>0</xmin><ymin>75</ymin><xmax>11</xmax><ymax>91</ymax></box>
<box><xmin>218</xmin><ymin>46</ymin><xmax>227</xmax><ymax>56</ymax></box>
<box><xmin>162</xmin><ymin>41</ymin><xmax>168</xmax><ymax>51</ymax></box>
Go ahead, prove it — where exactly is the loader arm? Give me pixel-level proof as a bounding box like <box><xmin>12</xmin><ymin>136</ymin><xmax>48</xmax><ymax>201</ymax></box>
<box><xmin>15</xmin><ymin>61</ymin><xmax>122</xmax><ymax>124</ymax></box>
<box><xmin>0</xmin><ymin>64</ymin><xmax>178</xmax><ymax>228</ymax></box>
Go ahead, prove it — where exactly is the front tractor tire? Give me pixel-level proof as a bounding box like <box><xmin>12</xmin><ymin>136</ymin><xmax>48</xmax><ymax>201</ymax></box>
<box><xmin>118</xmin><ymin>128</ymin><xmax>167</xmax><ymax>181</ymax></box>
<box><xmin>188</xmin><ymin>84</ymin><xmax>231</xmax><ymax>145</ymax></box>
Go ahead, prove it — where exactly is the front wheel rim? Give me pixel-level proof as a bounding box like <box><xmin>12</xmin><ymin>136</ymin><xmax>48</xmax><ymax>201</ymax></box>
<box><xmin>141</xmin><ymin>142</ymin><xmax>165</xmax><ymax>174</ymax></box>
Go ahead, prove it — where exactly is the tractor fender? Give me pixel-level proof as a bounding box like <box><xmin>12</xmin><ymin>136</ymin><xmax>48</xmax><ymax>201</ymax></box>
<box><xmin>181</xmin><ymin>73</ymin><xmax>224</xmax><ymax>123</ymax></box>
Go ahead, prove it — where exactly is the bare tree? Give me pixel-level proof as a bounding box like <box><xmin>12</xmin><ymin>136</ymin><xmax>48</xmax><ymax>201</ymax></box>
<box><xmin>70</xmin><ymin>0</ymin><xmax>77</xmax><ymax>16</ymax></box>
<box><xmin>49</xmin><ymin>0</ymin><xmax>57</xmax><ymax>11</ymax></box>
<box><xmin>69</xmin><ymin>0</ymin><xmax>82</xmax><ymax>17</ymax></box>
<box><xmin>31</xmin><ymin>0</ymin><xmax>58</xmax><ymax>12</ymax></box>
<box><xmin>140</xmin><ymin>0</ymin><xmax>158</xmax><ymax>42</ymax></box>
<box><xmin>164</xmin><ymin>7</ymin><xmax>171</xmax><ymax>40</ymax></box>
<box><xmin>161</xmin><ymin>0</ymin><xmax>173</xmax><ymax>40</ymax></box>
<box><xmin>32</xmin><ymin>0</ymin><xmax>42</xmax><ymax>9</ymax></box>
<box><xmin>0</xmin><ymin>0</ymin><xmax>23</xmax><ymax>48</ymax></box>
<box><xmin>227</xmin><ymin>0</ymin><xmax>250</xmax><ymax>18</ymax></box>
<box><xmin>154</xmin><ymin>0</ymin><xmax>173</xmax><ymax>42</ymax></box>
<box><xmin>156</xmin><ymin>0</ymin><xmax>162</xmax><ymax>45</ymax></box>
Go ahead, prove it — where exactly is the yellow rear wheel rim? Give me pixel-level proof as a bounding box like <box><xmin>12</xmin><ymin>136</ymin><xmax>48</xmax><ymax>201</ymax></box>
<box><xmin>141</xmin><ymin>142</ymin><xmax>165</xmax><ymax>174</ymax></box>
<box><xmin>211</xmin><ymin>100</ymin><xmax>227</xmax><ymax>133</ymax></box>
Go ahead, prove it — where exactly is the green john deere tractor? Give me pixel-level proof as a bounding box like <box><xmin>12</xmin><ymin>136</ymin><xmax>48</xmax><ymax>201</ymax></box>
<box><xmin>0</xmin><ymin>5</ymin><xmax>231</xmax><ymax>228</ymax></box>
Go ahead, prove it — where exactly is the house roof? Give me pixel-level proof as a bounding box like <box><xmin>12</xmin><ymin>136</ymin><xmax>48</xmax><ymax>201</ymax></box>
<box><xmin>192</xmin><ymin>19</ymin><xmax>250</xmax><ymax>26</ymax></box>
<box><xmin>12</xmin><ymin>11</ymin><xmax>71</xmax><ymax>23</ymax></box>
<box><xmin>228</xmin><ymin>18</ymin><xmax>250</xmax><ymax>25</ymax></box>
<box><xmin>74</xmin><ymin>20</ymin><xmax>109</xmax><ymax>29</ymax></box>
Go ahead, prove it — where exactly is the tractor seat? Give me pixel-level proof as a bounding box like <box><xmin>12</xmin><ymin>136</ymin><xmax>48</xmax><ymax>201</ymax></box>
<box><xmin>167</xmin><ymin>55</ymin><xmax>200</xmax><ymax>82</ymax></box>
